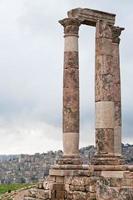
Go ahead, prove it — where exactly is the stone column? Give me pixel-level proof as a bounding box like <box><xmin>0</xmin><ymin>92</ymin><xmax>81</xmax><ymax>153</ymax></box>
<box><xmin>94</xmin><ymin>20</ymin><xmax>120</xmax><ymax>165</ymax></box>
<box><xmin>112</xmin><ymin>26</ymin><xmax>124</xmax><ymax>156</ymax></box>
<box><xmin>59</xmin><ymin>18</ymin><xmax>81</xmax><ymax>164</ymax></box>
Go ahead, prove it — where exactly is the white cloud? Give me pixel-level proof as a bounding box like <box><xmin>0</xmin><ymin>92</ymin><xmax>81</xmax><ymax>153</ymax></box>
<box><xmin>0</xmin><ymin>115</ymin><xmax>62</xmax><ymax>154</ymax></box>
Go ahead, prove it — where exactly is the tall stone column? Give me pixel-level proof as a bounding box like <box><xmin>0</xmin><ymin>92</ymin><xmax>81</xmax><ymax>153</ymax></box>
<box><xmin>94</xmin><ymin>20</ymin><xmax>120</xmax><ymax>165</ymax></box>
<box><xmin>59</xmin><ymin>18</ymin><xmax>81</xmax><ymax>164</ymax></box>
<box><xmin>112</xmin><ymin>26</ymin><xmax>124</xmax><ymax>156</ymax></box>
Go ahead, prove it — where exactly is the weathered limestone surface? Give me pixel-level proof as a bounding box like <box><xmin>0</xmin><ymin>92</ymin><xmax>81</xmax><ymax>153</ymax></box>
<box><xmin>96</xmin><ymin>128</ymin><xmax>114</xmax><ymax>154</ymax></box>
<box><xmin>112</xmin><ymin>26</ymin><xmax>124</xmax><ymax>156</ymax></box>
<box><xmin>59</xmin><ymin>18</ymin><xmax>81</xmax><ymax>161</ymax></box>
<box><xmin>96</xmin><ymin>175</ymin><xmax>133</xmax><ymax>200</ymax></box>
<box><xmin>64</xmin><ymin>176</ymin><xmax>97</xmax><ymax>200</ymax></box>
<box><xmin>68</xmin><ymin>8</ymin><xmax>115</xmax><ymax>26</ymax></box>
<box><xmin>95</xmin><ymin>102</ymin><xmax>114</xmax><ymax>128</ymax></box>
<box><xmin>21</xmin><ymin>170</ymin><xmax>133</xmax><ymax>200</ymax></box>
<box><xmin>94</xmin><ymin>20</ymin><xmax>115</xmax><ymax>164</ymax></box>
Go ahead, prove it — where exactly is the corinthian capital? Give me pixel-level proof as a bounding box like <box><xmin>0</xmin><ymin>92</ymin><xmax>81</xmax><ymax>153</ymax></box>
<box><xmin>112</xmin><ymin>26</ymin><xmax>124</xmax><ymax>44</ymax></box>
<box><xmin>59</xmin><ymin>18</ymin><xmax>81</xmax><ymax>36</ymax></box>
<box><xmin>96</xmin><ymin>20</ymin><xmax>112</xmax><ymax>39</ymax></box>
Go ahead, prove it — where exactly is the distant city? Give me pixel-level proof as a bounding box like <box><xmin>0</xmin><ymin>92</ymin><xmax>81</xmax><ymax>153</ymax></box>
<box><xmin>0</xmin><ymin>144</ymin><xmax>132</xmax><ymax>184</ymax></box>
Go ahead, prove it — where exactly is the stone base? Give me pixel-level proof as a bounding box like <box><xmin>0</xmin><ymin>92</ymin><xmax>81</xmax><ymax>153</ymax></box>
<box><xmin>49</xmin><ymin>164</ymin><xmax>91</xmax><ymax>177</ymax></box>
<box><xmin>23</xmin><ymin>164</ymin><xmax>133</xmax><ymax>200</ymax></box>
<box><xmin>53</xmin><ymin>164</ymin><xmax>133</xmax><ymax>200</ymax></box>
<box><xmin>48</xmin><ymin>164</ymin><xmax>133</xmax><ymax>200</ymax></box>
<box><xmin>92</xmin><ymin>154</ymin><xmax>124</xmax><ymax>165</ymax></box>
<box><xmin>57</xmin><ymin>155</ymin><xmax>82</xmax><ymax>165</ymax></box>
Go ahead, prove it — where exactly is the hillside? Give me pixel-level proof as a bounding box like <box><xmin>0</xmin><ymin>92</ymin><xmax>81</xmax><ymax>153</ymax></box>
<box><xmin>0</xmin><ymin>144</ymin><xmax>132</xmax><ymax>184</ymax></box>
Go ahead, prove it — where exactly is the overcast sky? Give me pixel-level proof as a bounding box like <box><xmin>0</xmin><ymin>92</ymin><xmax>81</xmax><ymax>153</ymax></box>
<box><xmin>0</xmin><ymin>0</ymin><xmax>132</xmax><ymax>154</ymax></box>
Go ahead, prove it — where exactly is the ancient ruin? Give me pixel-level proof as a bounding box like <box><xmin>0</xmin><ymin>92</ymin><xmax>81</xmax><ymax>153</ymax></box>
<box><xmin>22</xmin><ymin>8</ymin><xmax>133</xmax><ymax>200</ymax></box>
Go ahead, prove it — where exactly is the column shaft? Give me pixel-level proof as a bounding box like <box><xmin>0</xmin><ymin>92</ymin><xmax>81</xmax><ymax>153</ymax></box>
<box><xmin>95</xmin><ymin>21</ymin><xmax>114</xmax><ymax>156</ymax></box>
<box><xmin>59</xmin><ymin>18</ymin><xmax>81</xmax><ymax>158</ymax></box>
<box><xmin>94</xmin><ymin>21</ymin><xmax>124</xmax><ymax>165</ymax></box>
<box><xmin>112</xmin><ymin>27</ymin><xmax>124</xmax><ymax>156</ymax></box>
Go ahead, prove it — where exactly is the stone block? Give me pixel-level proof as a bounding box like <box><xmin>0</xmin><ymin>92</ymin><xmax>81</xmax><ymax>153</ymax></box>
<box><xmin>118</xmin><ymin>188</ymin><xmax>133</xmax><ymax>200</ymax></box>
<box><xmin>114</xmin><ymin>84</ymin><xmax>121</xmax><ymax>102</ymax></box>
<box><xmin>72</xmin><ymin>191</ymin><xmax>87</xmax><ymax>200</ymax></box>
<box><xmin>95</xmin><ymin>101</ymin><xmax>114</xmax><ymax>129</ymax></box>
<box><xmin>96</xmin><ymin>38</ymin><xmax>112</xmax><ymax>56</ymax></box>
<box><xmin>108</xmin><ymin>177</ymin><xmax>123</xmax><ymax>187</ymax></box>
<box><xmin>65</xmin><ymin>36</ymin><xmax>78</xmax><ymax>52</ymax></box>
<box><xmin>96</xmin><ymin>55</ymin><xmax>113</xmax><ymax>75</ymax></box>
<box><xmin>122</xmin><ymin>178</ymin><xmax>133</xmax><ymax>187</ymax></box>
<box><xmin>68</xmin><ymin>8</ymin><xmax>115</xmax><ymax>26</ymax></box>
<box><xmin>64</xmin><ymin>52</ymin><xmax>78</xmax><ymax>69</ymax></box>
<box><xmin>63</xmin><ymin>68</ymin><xmax>79</xmax><ymax>88</ymax></box>
<box><xmin>123</xmin><ymin>172</ymin><xmax>133</xmax><ymax>179</ymax></box>
<box><xmin>63</xmin><ymin>88</ymin><xmax>79</xmax><ymax>109</ymax></box>
<box><xmin>114</xmin><ymin>101</ymin><xmax>121</xmax><ymax>125</ymax></box>
<box><xmin>65</xmin><ymin>183</ymin><xmax>70</xmax><ymax>191</ymax></box>
<box><xmin>101</xmin><ymin>171</ymin><xmax>124</xmax><ymax>178</ymax></box>
<box><xmin>95</xmin><ymin>73</ymin><xmax>114</xmax><ymax>101</ymax></box>
<box><xmin>70</xmin><ymin>185</ymin><xmax>85</xmax><ymax>192</ymax></box>
<box><xmin>56</xmin><ymin>176</ymin><xmax>64</xmax><ymax>183</ymax></box>
<box><xmin>51</xmin><ymin>183</ymin><xmax>65</xmax><ymax>200</ymax></box>
<box><xmin>63</xmin><ymin>132</ymin><xmax>79</xmax><ymax>156</ymax></box>
<box><xmin>96</xmin><ymin>128</ymin><xmax>114</xmax><ymax>154</ymax></box>
<box><xmin>114</xmin><ymin>126</ymin><xmax>121</xmax><ymax>156</ymax></box>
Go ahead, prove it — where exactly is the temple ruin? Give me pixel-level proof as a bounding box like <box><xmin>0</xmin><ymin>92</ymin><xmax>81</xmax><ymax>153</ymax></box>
<box><xmin>24</xmin><ymin>8</ymin><xmax>133</xmax><ymax>200</ymax></box>
<box><xmin>59</xmin><ymin>8</ymin><xmax>123</xmax><ymax>165</ymax></box>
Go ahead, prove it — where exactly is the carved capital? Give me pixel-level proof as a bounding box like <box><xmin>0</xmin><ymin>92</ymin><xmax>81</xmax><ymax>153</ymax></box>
<box><xmin>112</xmin><ymin>26</ymin><xmax>124</xmax><ymax>44</ymax></box>
<box><xmin>96</xmin><ymin>20</ymin><xmax>112</xmax><ymax>39</ymax></box>
<box><xmin>59</xmin><ymin>18</ymin><xmax>81</xmax><ymax>36</ymax></box>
